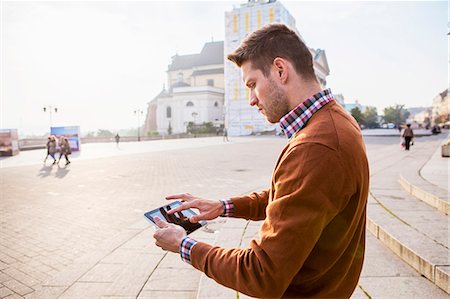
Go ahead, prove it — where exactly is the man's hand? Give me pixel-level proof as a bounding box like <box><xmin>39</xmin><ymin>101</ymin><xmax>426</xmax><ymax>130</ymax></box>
<box><xmin>165</xmin><ymin>193</ymin><xmax>224</xmax><ymax>222</ymax></box>
<box><xmin>153</xmin><ymin>217</ymin><xmax>187</xmax><ymax>253</ymax></box>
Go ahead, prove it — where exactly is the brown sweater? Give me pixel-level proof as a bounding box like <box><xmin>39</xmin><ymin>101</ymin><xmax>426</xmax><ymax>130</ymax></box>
<box><xmin>402</xmin><ymin>127</ymin><xmax>414</xmax><ymax>138</ymax></box>
<box><xmin>191</xmin><ymin>101</ymin><xmax>369</xmax><ymax>298</ymax></box>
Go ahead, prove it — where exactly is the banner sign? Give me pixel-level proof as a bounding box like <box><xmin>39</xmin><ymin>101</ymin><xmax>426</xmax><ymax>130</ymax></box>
<box><xmin>50</xmin><ymin>126</ymin><xmax>81</xmax><ymax>152</ymax></box>
<box><xmin>0</xmin><ymin>129</ymin><xmax>19</xmax><ymax>156</ymax></box>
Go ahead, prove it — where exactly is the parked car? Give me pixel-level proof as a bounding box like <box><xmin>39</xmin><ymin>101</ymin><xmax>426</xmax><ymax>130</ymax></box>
<box><xmin>381</xmin><ymin>123</ymin><xmax>395</xmax><ymax>129</ymax></box>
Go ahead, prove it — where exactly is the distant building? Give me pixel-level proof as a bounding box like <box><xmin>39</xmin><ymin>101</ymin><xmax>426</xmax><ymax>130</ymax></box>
<box><xmin>224</xmin><ymin>0</ymin><xmax>330</xmax><ymax>136</ymax></box>
<box><xmin>144</xmin><ymin>41</ymin><xmax>225</xmax><ymax>135</ymax></box>
<box><xmin>344</xmin><ymin>101</ymin><xmax>365</xmax><ymax>113</ymax></box>
<box><xmin>431</xmin><ymin>88</ymin><xmax>449</xmax><ymax>125</ymax></box>
<box><xmin>408</xmin><ymin>107</ymin><xmax>431</xmax><ymax>127</ymax></box>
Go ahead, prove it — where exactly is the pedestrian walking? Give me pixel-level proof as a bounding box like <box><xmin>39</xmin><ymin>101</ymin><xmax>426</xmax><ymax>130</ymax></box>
<box><xmin>152</xmin><ymin>24</ymin><xmax>369</xmax><ymax>299</ymax></box>
<box><xmin>402</xmin><ymin>124</ymin><xmax>414</xmax><ymax>151</ymax></box>
<box><xmin>43</xmin><ymin>136</ymin><xmax>57</xmax><ymax>164</ymax></box>
<box><xmin>115</xmin><ymin>134</ymin><xmax>120</xmax><ymax>147</ymax></box>
<box><xmin>57</xmin><ymin>136</ymin><xmax>71</xmax><ymax>165</ymax></box>
<box><xmin>222</xmin><ymin>128</ymin><xmax>229</xmax><ymax>142</ymax></box>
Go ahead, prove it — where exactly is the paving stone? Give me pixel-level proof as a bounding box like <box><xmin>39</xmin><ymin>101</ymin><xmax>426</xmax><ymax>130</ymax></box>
<box><xmin>0</xmin><ymin>272</ymin><xmax>13</xmax><ymax>283</ymax></box>
<box><xmin>0</xmin><ymin>254</ymin><xmax>16</xmax><ymax>265</ymax></box>
<box><xmin>104</xmin><ymin>253</ymin><xmax>162</xmax><ymax>296</ymax></box>
<box><xmin>96</xmin><ymin>229</ymin><xmax>143</xmax><ymax>253</ymax></box>
<box><xmin>101</xmin><ymin>249</ymin><xmax>159</xmax><ymax>265</ymax></box>
<box><xmin>142</xmin><ymin>268</ymin><xmax>200</xmax><ymax>292</ymax></box>
<box><xmin>1</xmin><ymin>268</ymin><xmax>40</xmax><ymax>288</ymax></box>
<box><xmin>137</xmin><ymin>290</ymin><xmax>197</xmax><ymax>299</ymax></box>
<box><xmin>0</xmin><ymin>287</ymin><xmax>14</xmax><ymax>298</ymax></box>
<box><xmin>349</xmin><ymin>286</ymin><xmax>368</xmax><ymax>299</ymax></box>
<box><xmin>214</xmin><ymin>227</ymin><xmax>246</xmax><ymax>248</ymax></box>
<box><xmin>79</xmin><ymin>264</ymin><xmax>125</xmax><ymax>283</ymax></box>
<box><xmin>0</xmin><ymin>262</ymin><xmax>8</xmax><ymax>271</ymax></box>
<box><xmin>4</xmin><ymin>293</ymin><xmax>24</xmax><ymax>299</ymax></box>
<box><xmin>44</xmin><ymin>261</ymin><xmax>97</xmax><ymax>287</ymax></box>
<box><xmin>156</xmin><ymin>253</ymin><xmax>192</xmax><ymax>270</ymax></box>
<box><xmin>197</xmin><ymin>274</ymin><xmax>237</xmax><ymax>299</ymax></box>
<box><xmin>58</xmin><ymin>282</ymin><xmax>111</xmax><ymax>299</ymax></box>
<box><xmin>358</xmin><ymin>276</ymin><xmax>448</xmax><ymax>298</ymax></box>
<box><xmin>24</xmin><ymin>286</ymin><xmax>66</xmax><ymax>299</ymax></box>
<box><xmin>118</xmin><ymin>230</ymin><xmax>162</xmax><ymax>254</ymax></box>
<box><xmin>2</xmin><ymin>280</ymin><xmax>33</xmax><ymax>296</ymax></box>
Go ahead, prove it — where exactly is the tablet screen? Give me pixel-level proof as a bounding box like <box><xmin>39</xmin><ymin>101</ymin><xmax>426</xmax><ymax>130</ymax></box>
<box><xmin>144</xmin><ymin>201</ymin><xmax>206</xmax><ymax>234</ymax></box>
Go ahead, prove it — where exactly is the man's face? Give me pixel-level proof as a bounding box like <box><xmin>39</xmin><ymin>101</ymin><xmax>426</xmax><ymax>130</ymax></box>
<box><xmin>241</xmin><ymin>61</ymin><xmax>290</xmax><ymax>124</ymax></box>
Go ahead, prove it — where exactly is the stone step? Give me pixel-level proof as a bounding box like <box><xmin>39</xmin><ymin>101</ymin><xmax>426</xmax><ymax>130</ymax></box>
<box><xmin>398</xmin><ymin>145</ymin><xmax>449</xmax><ymax>215</ymax></box>
<box><xmin>399</xmin><ymin>175</ymin><xmax>449</xmax><ymax>215</ymax></box>
<box><xmin>368</xmin><ymin>183</ymin><xmax>449</xmax><ymax>294</ymax></box>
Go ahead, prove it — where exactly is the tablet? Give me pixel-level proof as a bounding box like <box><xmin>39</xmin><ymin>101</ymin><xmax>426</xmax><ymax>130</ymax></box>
<box><xmin>144</xmin><ymin>201</ymin><xmax>207</xmax><ymax>234</ymax></box>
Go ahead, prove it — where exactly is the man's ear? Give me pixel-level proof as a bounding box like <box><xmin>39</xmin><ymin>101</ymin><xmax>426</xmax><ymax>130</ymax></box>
<box><xmin>273</xmin><ymin>57</ymin><xmax>288</xmax><ymax>84</ymax></box>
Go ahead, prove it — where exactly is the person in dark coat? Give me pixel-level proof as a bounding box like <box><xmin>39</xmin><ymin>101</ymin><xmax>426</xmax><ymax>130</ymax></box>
<box><xmin>402</xmin><ymin>124</ymin><xmax>414</xmax><ymax>150</ymax></box>
<box><xmin>44</xmin><ymin>136</ymin><xmax>57</xmax><ymax>164</ymax></box>
<box><xmin>57</xmin><ymin>136</ymin><xmax>72</xmax><ymax>165</ymax></box>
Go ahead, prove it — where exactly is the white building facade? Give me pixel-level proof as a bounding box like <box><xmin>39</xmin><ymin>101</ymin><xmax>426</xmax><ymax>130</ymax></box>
<box><xmin>224</xmin><ymin>0</ymin><xmax>330</xmax><ymax>136</ymax></box>
<box><xmin>431</xmin><ymin>88</ymin><xmax>449</xmax><ymax>125</ymax></box>
<box><xmin>144</xmin><ymin>42</ymin><xmax>225</xmax><ymax>135</ymax></box>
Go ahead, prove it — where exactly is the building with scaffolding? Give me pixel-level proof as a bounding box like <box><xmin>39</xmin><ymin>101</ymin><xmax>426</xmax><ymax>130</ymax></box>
<box><xmin>224</xmin><ymin>0</ymin><xmax>330</xmax><ymax>136</ymax></box>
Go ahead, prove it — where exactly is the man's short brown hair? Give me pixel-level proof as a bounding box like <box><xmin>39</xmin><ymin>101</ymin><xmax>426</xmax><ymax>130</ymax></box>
<box><xmin>227</xmin><ymin>23</ymin><xmax>316</xmax><ymax>81</ymax></box>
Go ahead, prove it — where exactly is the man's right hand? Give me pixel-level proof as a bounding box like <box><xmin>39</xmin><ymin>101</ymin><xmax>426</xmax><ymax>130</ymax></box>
<box><xmin>165</xmin><ymin>193</ymin><xmax>224</xmax><ymax>223</ymax></box>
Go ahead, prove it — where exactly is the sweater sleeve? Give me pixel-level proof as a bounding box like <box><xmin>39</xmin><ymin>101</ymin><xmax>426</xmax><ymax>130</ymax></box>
<box><xmin>189</xmin><ymin>143</ymin><xmax>350</xmax><ymax>298</ymax></box>
<box><xmin>228</xmin><ymin>190</ymin><xmax>269</xmax><ymax>221</ymax></box>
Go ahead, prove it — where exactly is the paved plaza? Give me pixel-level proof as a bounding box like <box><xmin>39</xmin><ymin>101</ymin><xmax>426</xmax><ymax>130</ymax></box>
<box><xmin>0</xmin><ymin>134</ymin><xmax>448</xmax><ymax>298</ymax></box>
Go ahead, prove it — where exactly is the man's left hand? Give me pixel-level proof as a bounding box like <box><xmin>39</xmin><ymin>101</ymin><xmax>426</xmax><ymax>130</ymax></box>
<box><xmin>153</xmin><ymin>217</ymin><xmax>187</xmax><ymax>253</ymax></box>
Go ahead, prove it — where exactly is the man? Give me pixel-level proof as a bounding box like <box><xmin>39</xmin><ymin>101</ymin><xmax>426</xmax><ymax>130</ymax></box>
<box><xmin>153</xmin><ymin>24</ymin><xmax>369</xmax><ymax>298</ymax></box>
<box><xmin>402</xmin><ymin>124</ymin><xmax>414</xmax><ymax>150</ymax></box>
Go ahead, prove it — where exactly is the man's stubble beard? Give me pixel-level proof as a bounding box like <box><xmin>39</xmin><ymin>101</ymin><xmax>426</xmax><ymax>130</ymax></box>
<box><xmin>264</xmin><ymin>78</ymin><xmax>291</xmax><ymax>124</ymax></box>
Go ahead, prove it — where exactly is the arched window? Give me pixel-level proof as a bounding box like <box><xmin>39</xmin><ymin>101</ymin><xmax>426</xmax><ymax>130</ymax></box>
<box><xmin>186</xmin><ymin>101</ymin><xmax>194</xmax><ymax>107</ymax></box>
<box><xmin>214</xmin><ymin>101</ymin><xmax>219</xmax><ymax>107</ymax></box>
<box><xmin>166</xmin><ymin>106</ymin><xmax>172</xmax><ymax>118</ymax></box>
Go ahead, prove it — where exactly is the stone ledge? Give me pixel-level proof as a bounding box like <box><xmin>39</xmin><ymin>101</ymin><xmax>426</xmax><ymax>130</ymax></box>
<box><xmin>399</xmin><ymin>175</ymin><xmax>449</xmax><ymax>215</ymax></box>
<box><xmin>367</xmin><ymin>213</ymin><xmax>449</xmax><ymax>294</ymax></box>
<box><xmin>435</xmin><ymin>266</ymin><xmax>450</xmax><ymax>294</ymax></box>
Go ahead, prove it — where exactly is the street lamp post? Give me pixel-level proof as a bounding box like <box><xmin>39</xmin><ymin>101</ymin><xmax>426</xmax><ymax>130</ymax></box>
<box><xmin>43</xmin><ymin>106</ymin><xmax>58</xmax><ymax>132</ymax></box>
<box><xmin>134</xmin><ymin>109</ymin><xmax>144</xmax><ymax>141</ymax></box>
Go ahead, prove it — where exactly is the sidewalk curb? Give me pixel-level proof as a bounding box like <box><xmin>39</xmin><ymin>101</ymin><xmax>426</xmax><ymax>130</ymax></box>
<box><xmin>367</xmin><ymin>212</ymin><xmax>450</xmax><ymax>294</ymax></box>
<box><xmin>399</xmin><ymin>175</ymin><xmax>449</xmax><ymax>215</ymax></box>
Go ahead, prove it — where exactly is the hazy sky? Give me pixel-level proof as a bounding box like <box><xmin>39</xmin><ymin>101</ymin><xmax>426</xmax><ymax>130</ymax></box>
<box><xmin>1</xmin><ymin>0</ymin><xmax>448</xmax><ymax>136</ymax></box>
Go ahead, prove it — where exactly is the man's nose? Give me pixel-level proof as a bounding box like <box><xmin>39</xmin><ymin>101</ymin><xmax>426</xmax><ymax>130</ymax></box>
<box><xmin>249</xmin><ymin>90</ymin><xmax>258</xmax><ymax>106</ymax></box>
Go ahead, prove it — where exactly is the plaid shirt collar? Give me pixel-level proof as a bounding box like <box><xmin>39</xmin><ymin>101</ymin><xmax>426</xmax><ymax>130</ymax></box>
<box><xmin>279</xmin><ymin>88</ymin><xmax>334</xmax><ymax>139</ymax></box>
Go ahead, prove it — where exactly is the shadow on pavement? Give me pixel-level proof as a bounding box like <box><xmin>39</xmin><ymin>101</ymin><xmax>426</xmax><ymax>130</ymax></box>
<box><xmin>37</xmin><ymin>164</ymin><xmax>70</xmax><ymax>178</ymax></box>
<box><xmin>55</xmin><ymin>165</ymin><xmax>70</xmax><ymax>178</ymax></box>
<box><xmin>37</xmin><ymin>165</ymin><xmax>54</xmax><ymax>178</ymax></box>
